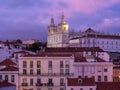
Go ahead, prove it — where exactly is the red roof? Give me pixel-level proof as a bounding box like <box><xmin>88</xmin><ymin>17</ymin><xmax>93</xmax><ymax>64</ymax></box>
<box><xmin>23</xmin><ymin>53</ymin><xmax>73</xmax><ymax>57</ymax></box>
<box><xmin>45</xmin><ymin>47</ymin><xmax>104</xmax><ymax>52</ymax></box>
<box><xmin>0</xmin><ymin>59</ymin><xmax>17</xmax><ymax>66</ymax></box>
<box><xmin>13</xmin><ymin>50</ymin><xmax>28</xmax><ymax>54</ymax></box>
<box><xmin>67</xmin><ymin>77</ymin><xmax>95</xmax><ymax>86</ymax></box>
<box><xmin>96</xmin><ymin>82</ymin><xmax>120</xmax><ymax>90</ymax></box>
<box><xmin>0</xmin><ymin>80</ymin><xmax>15</xmax><ymax>88</ymax></box>
<box><xmin>75</xmin><ymin>56</ymin><xmax>86</xmax><ymax>62</ymax></box>
<box><xmin>0</xmin><ymin>66</ymin><xmax>18</xmax><ymax>71</ymax></box>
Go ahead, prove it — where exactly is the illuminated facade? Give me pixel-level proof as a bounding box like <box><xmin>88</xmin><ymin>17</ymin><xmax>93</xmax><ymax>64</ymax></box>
<box><xmin>47</xmin><ymin>15</ymin><xmax>69</xmax><ymax>47</ymax></box>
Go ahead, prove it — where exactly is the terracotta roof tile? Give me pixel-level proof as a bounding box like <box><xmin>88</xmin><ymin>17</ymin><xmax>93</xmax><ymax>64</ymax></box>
<box><xmin>45</xmin><ymin>47</ymin><xmax>104</xmax><ymax>52</ymax></box>
<box><xmin>0</xmin><ymin>80</ymin><xmax>15</xmax><ymax>88</ymax></box>
<box><xmin>74</xmin><ymin>56</ymin><xmax>86</xmax><ymax>62</ymax></box>
<box><xmin>96</xmin><ymin>82</ymin><xmax>120</xmax><ymax>90</ymax></box>
<box><xmin>67</xmin><ymin>77</ymin><xmax>95</xmax><ymax>86</ymax></box>
<box><xmin>23</xmin><ymin>53</ymin><xmax>73</xmax><ymax>57</ymax></box>
<box><xmin>0</xmin><ymin>66</ymin><xmax>18</xmax><ymax>71</ymax></box>
<box><xmin>0</xmin><ymin>59</ymin><xmax>17</xmax><ymax>66</ymax></box>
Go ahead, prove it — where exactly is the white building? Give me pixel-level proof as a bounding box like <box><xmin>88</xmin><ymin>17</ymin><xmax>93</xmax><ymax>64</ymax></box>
<box><xmin>69</xmin><ymin>28</ymin><xmax>120</xmax><ymax>52</ymax></box>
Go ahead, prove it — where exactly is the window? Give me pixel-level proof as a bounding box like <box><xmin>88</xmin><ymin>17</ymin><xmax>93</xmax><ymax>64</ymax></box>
<box><xmin>23</xmin><ymin>78</ymin><xmax>27</xmax><ymax>83</ymax></box>
<box><xmin>60</xmin><ymin>61</ymin><xmax>64</xmax><ymax>68</ymax></box>
<box><xmin>71</xmin><ymin>88</ymin><xmax>74</xmax><ymax>90</ymax></box>
<box><xmin>48</xmin><ymin>78</ymin><xmax>53</xmax><ymax>84</ymax></box>
<box><xmin>37</xmin><ymin>69</ymin><xmax>41</xmax><ymax>75</ymax></box>
<box><xmin>48</xmin><ymin>61</ymin><xmax>52</xmax><ymax>68</ymax></box>
<box><xmin>48</xmin><ymin>69</ymin><xmax>52</xmax><ymax>76</ymax></box>
<box><xmin>90</xmin><ymin>88</ymin><xmax>93</xmax><ymax>90</ymax></box>
<box><xmin>98</xmin><ymin>66</ymin><xmax>102</xmax><ymax>72</ymax></box>
<box><xmin>65</xmin><ymin>69</ymin><xmax>69</xmax><ymax>75</ymax></box>
<box><xmin>37</xmin><ymin>61</ymin><xmax>41</xmax><ymax>68</ymax></box>
<box><xmin>30</xmin><ymin>61</ymin><xmax>33</xmax><ymax>68</ymax></box>
<box><xmin>60</xmin><ymin>78</ymin><xmax>64</xmax><ymax>86</ymax></box>
<box><xmin>78</xmin><ymin>67</ymin><xmax>82</xmax><ymax>72</ymax></box>
<box><xmin>30</xmin><ymin>69</ymin><xmax>33</xmax><ymax>75</ymax></box>
<box><xmin>60</xmin><ymin>88</ymin><xmax>64</xmax><ymax>90</ymax></box>
<box><xmin>23</xmin><ymin>61</ymin><xmax>27</xmax><ymax>68</ymax></box>
<box><xmin>65</xmin><ymin>61</ymin><xmax>69</xmax><ymax>68</ymax></box>
<box><xmin>37</xmin><ymin>78</ymin><xmax>41</xmax><ymax>84</ymax></box>
<box><xmin>98</xmin><ymin>76</ymin><xmax>101</xmax><ymax>82</ymax></box>
<box><xmin>104</xmin><ymin>76</ymin><xmax>108</xmax><ymax>81</ymax></box>
<box><xmin>60</xmin><ymin>69</ymin><xmax>64</xmax><ymax>75</ymax></box>
<box><xmin>0</xmin><ymin>75</ymin><xmax>2</xmax><ymax>80</ymax></box>
<box><xmin>78</xmin><ymin>79</ymin><xmax>82</xmax><ymax>83</ymax></box>
<box><xmin>11</xmin><ymin>75</ymin><xmax>14</xmax><ymax>82</ymax></box>
<box><xmin>5</xmin><ymin>75</ymin><xmax>8</xmax><ymax>81</ymax></box>
<box><xmin>30</xmin><ymin>78</ymin><xmax>33</xmax><ymax>86</ymax></box>
<box><xmin>91</xmin><ymin>66</ymin><xmax>95</xmax><ymax>74</ymax></box>
<box><xmin>23</xmin><ymin>69</ymin><xmax>27</xmax><ymax>75</ymax></box>
<box><xmin>104</xmin><ymin>68</ymin><xmax>108</xmax><ymax>72</ymax></box>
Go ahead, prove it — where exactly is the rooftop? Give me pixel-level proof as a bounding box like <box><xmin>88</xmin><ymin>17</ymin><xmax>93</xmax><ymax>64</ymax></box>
<box><xmin>0</xmin><ymin>80</ymin><xmax>15</xmax><ymax>88</ymax></box>
<box><xmin>0</xmin><ymin>58</ymin><xmax>17</xmax><ymax>66</ymax></box>
<box><xmin>0</xmin><ymin>65</ymin><xmax>18</xmax><ymax>71</ymax></box>
<box><xmin>67</xmin><ymin>77</ymin><xmax>95</xmax><ymax>86</ymax></box>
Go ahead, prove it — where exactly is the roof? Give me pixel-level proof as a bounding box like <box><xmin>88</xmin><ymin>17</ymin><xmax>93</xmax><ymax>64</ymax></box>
<box><xmin>85</xmin><ymin>28</ymin><xmax>96</xmax><ymax>33</ymax></box>
<box><xmin>74</xmin><ymin>56</ymin><xmax>106</xmax><ymax>62</ymax></box>
<box><xmin>13</xmin><ymin>50</ymin><xmax>28</xmax><ymax>54</ymax></box>
<box><xmin>96</xmin><ymin>82</ymin><xmax>120</xmax><ymax>90</ymax></box>
<box><xmin>0</xmin><ymin>66</ymin><xmax>18</xmax><ymax>71</ymax></box>
<box><xmin>23</xmin><ymin>53</ymin><xmax>73</xmax><ymax>57</ymax></box>
<box><xmin>45</xmin><ymin>47</ymin><xmax>104</xmax><ymax>52</ymax></box>
<box><xmin>0</xmin><ymin>80</ymin><xmax>15</xmax><ymax>88</ymax></box>
<box><xmin>67</xmin><ymin>77</ymin><xmax>95</xmax><ymax>86</ymax></box>
<box><xmin>74</xmin><ymin>56</ymin><xmax>86</xmax><ymax>62</ymax></box>
<box><xmin>0</xmin><ymin>59</ymin><xmax>17</xmax><ymax>66</ymax></box>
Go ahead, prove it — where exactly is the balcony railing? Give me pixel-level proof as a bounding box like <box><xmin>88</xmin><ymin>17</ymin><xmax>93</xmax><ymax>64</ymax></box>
<box><xmin>47</xmin><ymin>83</ymin><xmax>54</xmax><ymax>86</ymax></box>
<box><xmin>19</xmin><ymin>73</ymin><xmax>73</xmax><ymax>76</ymax></box>
<box><xmin>36</xmin><ymin>83</ymin><xmax>43</xmax><ymax>86</ymax></box>
<box><xmin>21</xmin><ymin>83</ymin><xmax>28</xmax><ymax>86</ymax></box>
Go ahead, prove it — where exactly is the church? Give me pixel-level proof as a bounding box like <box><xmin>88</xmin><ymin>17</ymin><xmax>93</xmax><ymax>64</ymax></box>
<box><xmin>47</xmin><ymin>15</ymin><xmax>120</xmax><ymax>53</ymax></box>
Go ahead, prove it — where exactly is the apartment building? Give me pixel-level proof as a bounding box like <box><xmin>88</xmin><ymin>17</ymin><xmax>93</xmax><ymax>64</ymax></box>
<box><xmin>18</xmin><ymin>53</ymin><xmax>74</xmax><ymax>90</ymax></box>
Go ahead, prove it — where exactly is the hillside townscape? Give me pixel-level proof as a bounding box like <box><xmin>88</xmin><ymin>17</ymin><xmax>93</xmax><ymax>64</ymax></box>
<box><xmin>0</xmin><ymin>15</ymin><xmax>120</xmax><ymax>90</ymax></box>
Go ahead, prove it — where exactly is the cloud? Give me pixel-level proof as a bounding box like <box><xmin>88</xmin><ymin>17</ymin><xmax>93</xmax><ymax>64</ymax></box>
<box><xmin>0</xmin><ymin>0</ymin><xmax>120</xmax><ymax>40</ymax></box>
<box><xmin>94</xmin><ymin>17</ymin><xmax>120</xmax><ymax>33</ymax></box>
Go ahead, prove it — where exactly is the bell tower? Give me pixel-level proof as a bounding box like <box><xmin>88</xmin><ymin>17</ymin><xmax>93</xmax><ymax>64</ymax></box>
<box><xmin>47</xmin><ymin>15</ymin><xmax>69</xmax><ymax>47</ymax></box>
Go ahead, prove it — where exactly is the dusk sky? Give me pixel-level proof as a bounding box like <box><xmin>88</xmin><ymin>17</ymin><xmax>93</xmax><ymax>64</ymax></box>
<box><xmin>0</xmin><ymin>0</ymin><xmax>120</xmax><ymax>41</ymax></box>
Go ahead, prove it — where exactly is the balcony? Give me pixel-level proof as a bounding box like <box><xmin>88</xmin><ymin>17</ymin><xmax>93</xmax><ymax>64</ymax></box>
<box><xmin>19</xmin><ymin>73</ymin><xmax>73</xmax><ymax>76</ymax></box>
<box><xmin>47</xmin><ymin>83</ymin><xmax>54</xmax><ymax>86</ymax></box>
<box><xmin>21</xmin><ymin>83</ymin><xmax>28</xmax><ymax>86</ymax></box>
<box><xmin>36</xmin><ymin>83</ymin><xmax>43</xmax><ymax>86</ymax></box>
